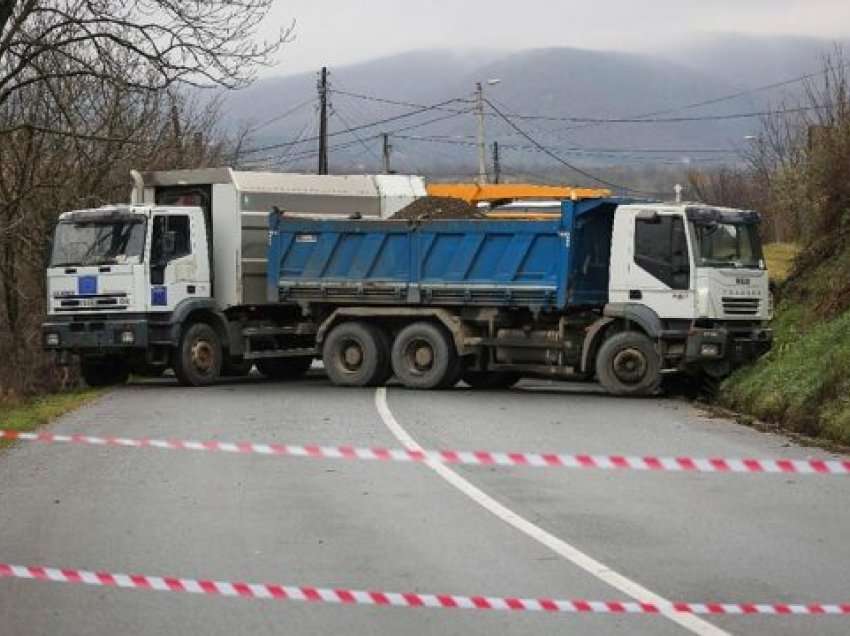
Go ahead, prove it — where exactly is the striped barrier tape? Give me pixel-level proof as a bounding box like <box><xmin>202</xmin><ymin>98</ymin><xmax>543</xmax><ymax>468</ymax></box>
<box><xmin>2</xmin><ymin>429</ymin><xmax>848</xmax><ymax>475</ymax></box>
<box><xmin>1</xmin><ymin>563</ymin><xmax>848</xmax><ymax>617</ymax></box>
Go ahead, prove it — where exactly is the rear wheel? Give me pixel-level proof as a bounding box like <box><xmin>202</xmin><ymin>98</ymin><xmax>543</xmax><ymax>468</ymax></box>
<box><xmin>462</xmin><ymin>371</ymin><xmax>521</xmax><ymax>390</ymax></box>
<box><xmin>174</xmin><ymin>323</ymin><xmax>222</xmax><ymax>387</ymax></box>
<box><xmin>80</xmin><ymin>357</ymin><xmax>130</xmax><ymax>388</ymax></box>
<box><xmin>323</xmin><ymin>322</ymin><xmax>390</xmax><ymax>387</ymax></box>
<box><xmin>256</xmin><ymin>357</ymin><xmax>312</xmax><ymax>380</ymax></box>
<box><xmin>391</xmin><ymin>322</ymin><xmax>457</xmax><ymax>390</ymax></box>
<box><xmin>595</xmin><ymin>331</ymin><xmax>662</xmax><ymax>397</ymax></box>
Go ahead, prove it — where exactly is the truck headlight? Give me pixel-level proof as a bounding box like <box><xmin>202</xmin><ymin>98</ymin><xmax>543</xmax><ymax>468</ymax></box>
<box><xmin>120</xmin><ymin>330</ymin><xmax>135</xmax><ymax>345</ymax></box>
<box><xmin>700</xmin><ymin>343</ymin><xmax>721</xmax><ymax>358</ymax></box>
<box><xmin>46</xmin><ymin>333</ymin><xmax>60</xmax><ymax>347</ymax></box>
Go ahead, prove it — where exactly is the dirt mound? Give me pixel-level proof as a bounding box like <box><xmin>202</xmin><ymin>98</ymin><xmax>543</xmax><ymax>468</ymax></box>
<box><xmin>392</xmin><ymin>196</ymin><xmax>485</xmax><ymax>221</ymax></box>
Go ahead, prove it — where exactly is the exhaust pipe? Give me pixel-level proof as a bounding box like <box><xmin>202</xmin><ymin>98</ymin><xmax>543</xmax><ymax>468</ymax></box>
<box><xmin>129</xmin><ymin>170</ymin><xmax>145</xmax><ymax>205</ymax></box>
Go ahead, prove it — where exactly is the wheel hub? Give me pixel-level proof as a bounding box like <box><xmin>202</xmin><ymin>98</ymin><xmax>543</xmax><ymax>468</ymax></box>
<box><xmin>341</xmin><ymin>341</ymin><xmax>364</xmax><ymax>371</ymax></box>
<box><xmin>191</xmin><ymin>340</ymin><xmax>215</xmax><ymax>373</ymax></box>
<box><xmin>612</xmin><ymin>348</ymin><xmax>648</xmax><ymax>384</ymax></box>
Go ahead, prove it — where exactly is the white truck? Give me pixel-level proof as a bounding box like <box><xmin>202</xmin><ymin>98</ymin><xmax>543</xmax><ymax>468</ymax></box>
<box><xmin>42</xmin><ymin>168</ymin><xmax>772</xmax><ymax>393</ymax></box>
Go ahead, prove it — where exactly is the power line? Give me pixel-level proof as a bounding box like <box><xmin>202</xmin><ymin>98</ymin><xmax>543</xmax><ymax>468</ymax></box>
<box><xmin>483</xmin><ymin>98</ymin><xmax>663</xmax><ymax>196</ymax></box>
<box><xmin>332</xmin><ymin>107</ymin><xmax>382</xmax><ymax>163</ymax></box>
<box><xmin>250</xmin><ymin>97</ymin><xmax>318</xmax><ymax>134</ymax></box>
<box><xmin>331</xmin><ymin>88</ymin><xmax>471</xmax><ymax>114</ymax></box>
<box><xmin>332</xmin><ymin>86</ymin><xmax>824</xmax><ymax>124</ymax></box>
<box><xmin>482</xmin><ymin>104</ymin><xmax>824</xmax><ymax>125</ymax></box>
<box><xmin>239</xmin><ymin>96</ymin><xmax>470</xmax><ymax>156</ymax></box>
<box><xmin>392</xmin><ymin>134</ymin><xmax>738</xmax><ymax>155</ymax></box>
<box><xmin>245</xmin><ymin>109</ymin><xmax>473</xmax><ymax>167</ymax></box>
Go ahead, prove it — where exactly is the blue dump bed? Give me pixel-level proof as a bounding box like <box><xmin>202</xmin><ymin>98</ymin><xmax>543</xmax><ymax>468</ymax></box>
<box><xmin>267</xmin><ymin>199</ymin><xmax>619</xmax><ymax>312</ymax></box>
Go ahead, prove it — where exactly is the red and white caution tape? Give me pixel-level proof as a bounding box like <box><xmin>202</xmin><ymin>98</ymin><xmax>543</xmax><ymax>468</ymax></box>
<box><xmin>2</xmin><ymin>429</ymin><xmax>848</xmax><ymax>475</ymax></box>
<box><xmin>1</xmin><ymin>563</ymin><xmax>848</xmax><ymax>617</ymax></box>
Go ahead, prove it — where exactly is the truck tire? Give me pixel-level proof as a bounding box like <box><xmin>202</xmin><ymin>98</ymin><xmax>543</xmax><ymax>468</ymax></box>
<box><xmin>256</xmin><ymin>357</ymin><xmax>312</xmax><ymax>380</ymax></box>
<box><xmin>174</xmin><ymin>323</ymin><xmax>222</xmax><ymax>387</ymax></box>
<box><xmin>391</xmin><ymin>322</ymin><xmax>457</xmax><ymax>390</ymax></box>
<box><xmin>323</xmin><ymin>322</ymin><xmax>391</xmax><ymax>387</ymax></box>
<box><xmin>462</xmin><ymin>371</ymin><xmax>521</xmax><ymax>390</ymax></box>
<box><xmin>80</xmin><ymin>357</ymin><xmax>130</xmax><ymax>388</ymax></box>
<box><xmin>595</xmin><ymin>331</ymin><xmax>662</xmax><ymax>397</ymax></box>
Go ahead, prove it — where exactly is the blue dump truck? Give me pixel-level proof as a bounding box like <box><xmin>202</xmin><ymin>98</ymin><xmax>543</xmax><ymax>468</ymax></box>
<box><xmin>43</xmin><ymin>169</ymin><xmax>773</xmax><ymax>395</ymax></box>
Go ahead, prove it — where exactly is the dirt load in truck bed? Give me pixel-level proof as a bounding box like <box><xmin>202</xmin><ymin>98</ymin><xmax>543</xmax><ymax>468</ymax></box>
<box><xmin>391</xmin><ymin>196</ymin><xmax>486</xmax><ymax>220</ymax></box>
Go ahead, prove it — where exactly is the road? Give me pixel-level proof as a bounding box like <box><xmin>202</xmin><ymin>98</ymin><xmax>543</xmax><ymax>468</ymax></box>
<box><xmin>1</xmin><ymin>372</ymin><xmax>849</xmax><ymax>635</ymax></box>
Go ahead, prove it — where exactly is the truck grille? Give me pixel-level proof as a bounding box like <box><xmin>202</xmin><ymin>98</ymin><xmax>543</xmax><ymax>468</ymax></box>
<box><xmin>722</xmin><ymin>297</ymin><xmax>760</xmax><ymax>316</ymax></box>
<box><xmin>55</xmin><ymin>294</ymin><xmax>127</xmax><ymax>312</ymax></box>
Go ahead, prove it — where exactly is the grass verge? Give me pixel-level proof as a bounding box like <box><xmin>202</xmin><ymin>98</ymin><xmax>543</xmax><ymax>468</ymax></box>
<box><xmin>0</xmin><ymin>389</ymin><xmax>103</xmax><ymax>449</ymax></box>
<box><xmin>720</xmin><ymin>302</ymin><xmax>850</xmax><ymax>446</ymax></box>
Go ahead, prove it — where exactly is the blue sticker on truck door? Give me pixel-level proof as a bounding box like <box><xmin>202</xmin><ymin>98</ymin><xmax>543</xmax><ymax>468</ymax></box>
<box><xmin>78</xmin><ymin>276</ymin><xmax>97</xmax><ymax>295</ymax></box>
<box><xmin>151</xmin><ymin>286</ymin><xmax>168</xmax><ymax>306</ymax></box>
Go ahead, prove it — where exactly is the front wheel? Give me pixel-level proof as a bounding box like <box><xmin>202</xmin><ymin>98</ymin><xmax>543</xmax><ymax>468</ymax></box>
<box><xmin>80</xmin><ymin>357</ymin><xmax>130</xmax><ymax>388</ymax></box>
<box><xmin>174</xmin><ymin>323</ymin><xmax>222</xmax><ymax>387</ymax></box>
<box><xmin>595</xmin><ymin>331</ymin><xmax>662</xmax><ymax>397</ymax></box>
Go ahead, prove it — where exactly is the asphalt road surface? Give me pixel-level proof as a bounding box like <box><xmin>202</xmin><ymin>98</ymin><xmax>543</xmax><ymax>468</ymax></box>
<box><xmin>1</xmin><ymin>372</ymin><xmax>849</xmax><ymax>636</ymax></box>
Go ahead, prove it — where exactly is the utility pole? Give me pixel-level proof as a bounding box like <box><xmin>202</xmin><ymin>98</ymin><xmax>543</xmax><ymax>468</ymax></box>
<box><xmin>492</xmin><ymin>141</ymin><xmax>501</xmax><ymax>184</ymax></box>
<box><xmin>382</xmin><ymin>133</ymin><xmax>393</xmax><ymax>174</ymax></box>
<box><xmin>476</xmin><ymin>82</ymin><xmax>487</xmax><ymax>185</ymax></box>
<box><xmin>318</xmin><ymin>66</ymin><xmax>329</xmax><ymax>175</ymax></box>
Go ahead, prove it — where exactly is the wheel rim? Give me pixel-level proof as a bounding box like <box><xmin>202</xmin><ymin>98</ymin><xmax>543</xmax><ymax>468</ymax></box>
<box><xmin>612</xmin><ymin>347</ymin><xmax>648</xmax><ymax>384</ymax></box>
<box><xmin>404</xmin><ymin>338</ymin><xmax>435</xmax><ymax>376</ymax></box>
<box><xmin>338</xmin><ymin>338</ymin><xmax>365</xmax><ymax>373</ymax></box>
<box><xmin>191</xmin><ymin>339</ymin><xmax>216</xmax><ymax>375</ymax></box>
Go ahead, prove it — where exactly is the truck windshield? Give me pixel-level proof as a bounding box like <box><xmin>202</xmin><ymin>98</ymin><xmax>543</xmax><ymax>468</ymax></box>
<box><xmin>689</xmin><ymin>221</ymin><xmax>764</xmax><ymax>269</ymax></box>
<box><xmin>51</xmin><ymin>219</ymin><xmax>147</xmax><ymax>267</ymax></box>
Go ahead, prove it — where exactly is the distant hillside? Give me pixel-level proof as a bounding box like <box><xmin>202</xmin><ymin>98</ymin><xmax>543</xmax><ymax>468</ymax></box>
<box><xmin>221</xmin><ymin>35</ymin><xmax>841</xmax><ymax>178</ymax></box>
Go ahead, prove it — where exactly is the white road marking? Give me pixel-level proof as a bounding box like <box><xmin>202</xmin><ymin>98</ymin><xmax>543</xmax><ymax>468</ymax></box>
<box><xmin>375</xmin><ymin>387</ymin><xmax>730</xmax><ymax>636</ymax></box>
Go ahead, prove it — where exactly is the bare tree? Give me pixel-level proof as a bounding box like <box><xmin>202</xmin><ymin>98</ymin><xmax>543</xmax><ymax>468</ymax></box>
<box><xmin>0</xmin><ymin>1</ymin><xmax>293</xmax><ymax>397</ymax></box>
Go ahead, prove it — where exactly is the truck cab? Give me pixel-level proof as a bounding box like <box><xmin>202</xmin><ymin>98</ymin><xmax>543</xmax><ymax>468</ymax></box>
<box><xmin>44</xmin><ymin>205</ymin><xmax>214</xmax><ymax>385</ymax></box>
<box><xmin>605</xmin><ymin>204</ymin><xmax>772</xmax><ymax>384</ymax></box>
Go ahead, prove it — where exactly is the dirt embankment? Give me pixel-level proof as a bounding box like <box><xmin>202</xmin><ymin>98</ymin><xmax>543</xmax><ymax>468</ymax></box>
<box><xmin>391</xmin><ymin>197</ymin><xmax>485</xmax><ymax>221</ymax></box>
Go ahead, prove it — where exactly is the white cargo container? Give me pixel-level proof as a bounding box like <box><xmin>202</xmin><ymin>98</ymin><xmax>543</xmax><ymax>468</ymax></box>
<box><xmin>130</xmin><ymin>168</ymin><xmax>426</xmax><ymax>307</ymax></box>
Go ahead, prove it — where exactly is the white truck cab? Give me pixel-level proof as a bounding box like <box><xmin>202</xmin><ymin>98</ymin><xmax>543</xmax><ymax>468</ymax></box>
<box><xmin>602</xmin><ymin>203</ymin><xmax>772</xmax><ymax>382</ymax></box>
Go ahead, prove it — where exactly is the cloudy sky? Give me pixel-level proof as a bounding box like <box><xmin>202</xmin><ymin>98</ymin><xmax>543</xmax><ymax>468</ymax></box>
<box><xmin>259</xmin><ymin>0</ymin><xmax>850</xmax><ymax>75</ymax></box>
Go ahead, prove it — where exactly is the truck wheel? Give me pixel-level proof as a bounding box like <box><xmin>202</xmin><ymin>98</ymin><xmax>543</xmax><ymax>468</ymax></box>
<box><xmin>595</xmin><ymin>331</ymin><xmax>662</xmax><ymax>397</ymax></box>
<box><xmin>323</xmin><ymin>322</ymin><xmax>390</xmax><ymax>387</ymax></box>
<box><xmin>256</xmin><ymin>357</ymin><xmax>312</xmax><ymax>380</ymax></box>
<box><xmin>174</xmin><ymin>323</ymin><xmax>222</xmax><ymax>387</ymax></box>
<box><xmin>391</xmin><ymin>322</ymin><xmax>457</xmax><ymax>390</ymax></box>
<box><xmin>462</xmin><ymin>371</ymin><xmax>521</xmax><ymax>390</ymax></box>
<box><xmin>80</xmin><ymin>358</ymin><xmax>130</xmax><ymax>388</ymax></box>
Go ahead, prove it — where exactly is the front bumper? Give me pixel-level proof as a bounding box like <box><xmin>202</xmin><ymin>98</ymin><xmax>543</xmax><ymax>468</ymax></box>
<box><xmin>686</xmin><ymin>326</ymin><xmax>773</xmax><ymax>366</ymax></box>
<box><xmin>42</xmin><ymin>316</ymin><xmax>152</xmax><ymax>352</ymax></box>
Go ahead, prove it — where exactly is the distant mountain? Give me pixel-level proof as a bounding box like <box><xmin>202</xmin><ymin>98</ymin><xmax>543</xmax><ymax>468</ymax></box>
<box><xmin>220</xmin><ymin>35</ymin><xmax>841</xmax><ymax>178</ymax></box>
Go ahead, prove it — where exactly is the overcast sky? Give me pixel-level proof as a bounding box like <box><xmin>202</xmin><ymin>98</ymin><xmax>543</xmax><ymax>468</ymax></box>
<box><xmin>258</xmin><ymin>0</ymin><xmax>850</xmax><ymax>76</ymax></box>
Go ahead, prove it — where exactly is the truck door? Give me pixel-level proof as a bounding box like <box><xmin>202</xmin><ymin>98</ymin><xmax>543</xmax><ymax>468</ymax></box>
<box><xmin>147</xmin><ymin>211</ymin><xmax>209</xmax><ymax>312</ymax></box>
<box><xmin>623</xmin><ymin>213</ymin><xmax>694</xmax><ymax>319</ymax></box>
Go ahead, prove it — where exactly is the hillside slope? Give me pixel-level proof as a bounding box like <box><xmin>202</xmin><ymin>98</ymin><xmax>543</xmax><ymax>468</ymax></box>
<box><xmin>721</xmin><ymin>247</ymin><xmax>850</xmax><ymax>445</ymax></box>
